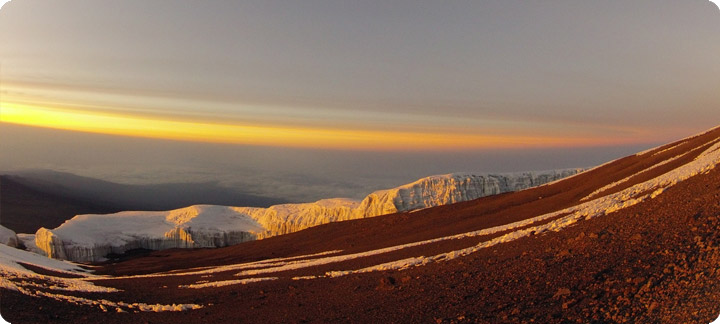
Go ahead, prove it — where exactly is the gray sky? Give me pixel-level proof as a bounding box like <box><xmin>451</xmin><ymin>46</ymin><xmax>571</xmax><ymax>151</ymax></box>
<box><xmin>1</xmin><ymin>1</ymin><xmax>719</xmax><ymax>201</ymax></box>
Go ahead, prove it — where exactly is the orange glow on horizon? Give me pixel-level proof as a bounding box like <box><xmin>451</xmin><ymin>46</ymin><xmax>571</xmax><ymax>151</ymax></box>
<box><xmin>0</xmin><ymin>102</ymin><xmax>648</xmax><ymax>151</ymax></box>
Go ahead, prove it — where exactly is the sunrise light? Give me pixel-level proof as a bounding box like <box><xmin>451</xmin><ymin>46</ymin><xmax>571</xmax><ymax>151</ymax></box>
<box><xmin>0</xmin><ymin>102</ymin><xmax>643</xmax><ymax>151</ymax></box>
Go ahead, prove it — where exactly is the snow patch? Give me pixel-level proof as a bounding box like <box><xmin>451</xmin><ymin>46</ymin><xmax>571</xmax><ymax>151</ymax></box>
<box><xmin>179</xmin><ymin>277</ymin><xmax>277</xmax><ymax>289</ymax></box>
<box><xmin>581</xmin><ymin>140</ymin><xmax>716</xmax><ymax>201</ymax></box>
<box><xmin>95</xmin><ymin>250</ymin><xmax>343</xmax><ymax>280</ymax></box>
<box><xmin>0</xmin><ymin>244</ymin><xmax>204</xmax><ymax>312</ymax></box>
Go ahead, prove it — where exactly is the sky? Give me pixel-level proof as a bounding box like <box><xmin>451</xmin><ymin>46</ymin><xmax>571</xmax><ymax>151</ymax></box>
<box><xmin>1</xmin><ymin>0</ymin><xmax>719</xmax><ymax>202</ymax></box>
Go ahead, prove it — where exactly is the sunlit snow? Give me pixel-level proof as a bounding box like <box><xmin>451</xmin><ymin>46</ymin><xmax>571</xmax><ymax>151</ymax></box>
<box><xmin>34</xmin><ymin>170</ymin><xmax>579</xmax><ymax>262</ymax></box>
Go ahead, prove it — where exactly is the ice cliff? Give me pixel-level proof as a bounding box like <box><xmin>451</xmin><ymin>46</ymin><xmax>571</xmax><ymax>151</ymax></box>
<box><xmin>233</xmin><ymin>198</ymin><xmax>361</xmax><ymax>239</ymax></box>
<box><xmin>0</xmin><ymin>225</ymin><xmax>19</xmax><ymax>247</ymax></box>
<box><xmin>35</xmin><ymin>169</ymin><xmax>580</xmax><ymax>262</ymax></box>
<box><xmin>355</xmin><ymin>170</ymin><xmax>581</xmax><ymax>218</ymax></box>
<box><xmin>35</xmin><ymin>205</ymin><xmax>263</xmax><ymax>262</ymax></box>
<box><xmin>242</xmin><ymin>169</ymin><xmax>582</xmax><ymax>238</ymax></box>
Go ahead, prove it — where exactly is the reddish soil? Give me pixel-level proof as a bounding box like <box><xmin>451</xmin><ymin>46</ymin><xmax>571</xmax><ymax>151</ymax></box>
<box><xmin>3</xmin><ymin>126</ymin><xmax>720</xmax><ymax>323</ymax></box>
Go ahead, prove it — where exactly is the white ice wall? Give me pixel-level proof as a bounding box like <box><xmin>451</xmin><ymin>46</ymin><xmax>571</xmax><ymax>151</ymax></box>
<box><xmin>35</xmin><ymin>169</ymin><xmax>580</xmax><ymax>262</ymax></box>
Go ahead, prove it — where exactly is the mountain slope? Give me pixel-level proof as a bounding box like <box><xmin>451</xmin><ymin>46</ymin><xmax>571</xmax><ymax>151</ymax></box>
<box><xmin>0</xmin><ymin>175</ymin><xmax>120</xmax><ymax>234</ymax></box>
<box><xmin>3</xmin><ymin>126</ymin><xmax>720</xmax><ymax>323</ymax></box>
<box><xmin>5</xmin><ymin>170</ymin><xmax>288</xmax><ymax>214</ymax></box>
<box><xmin>95</xmin><ymin>125</ymin><xmax>720</xmax><ymax>275</ymax></box>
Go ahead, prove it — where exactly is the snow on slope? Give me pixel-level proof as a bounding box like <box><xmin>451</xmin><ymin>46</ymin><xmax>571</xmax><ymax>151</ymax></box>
<box><xmin>34</xmin><ymin>169</ymin><xmax>580</xmax><ymax>262</ymax></box>
<box><xmin>0</xmin><ymin>244</ymin><xmax>204</xmax><ymax>312</ymax></box>
<box><xmin>320</xmin><ymin>134</ymin><xmax>720</xmax><ymax>277</ymax></box>
<box><xmin>132</xmin><ymin>129</ymin><xmax>720</xmax><ymax>288</ymax></box>
<box><xmin>0</xmin><ymin>225</ymin><xmax>19</xmax><ymax>247</ymax></box>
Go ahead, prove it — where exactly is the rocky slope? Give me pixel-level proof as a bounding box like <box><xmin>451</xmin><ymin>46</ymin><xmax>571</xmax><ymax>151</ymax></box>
<box><xmin>31</xmin><ymin>169</ymin><xmax>578</xmax><ymax>262</ymax></box>
<box><xmin>5</xmin><ymin>126</ymin><xmax>720</xmax><ymax>323</ymax></box>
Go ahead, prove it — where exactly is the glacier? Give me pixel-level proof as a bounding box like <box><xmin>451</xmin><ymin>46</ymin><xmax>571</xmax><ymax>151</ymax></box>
<box><xmin>34</xmin><ymin>169</ymin><xmax>580</xmax><ymax>262</ymax></box>
<box><xmin>0</xmin><ymin>225</ymin><xmax>19</xmax><ymax>247</ymax></box>
<box><xmin>35</xmin><ymin>205</ymin><xmax>263</xmax><ymax>262</ymax></box>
